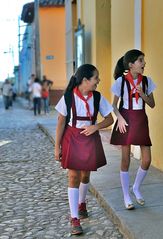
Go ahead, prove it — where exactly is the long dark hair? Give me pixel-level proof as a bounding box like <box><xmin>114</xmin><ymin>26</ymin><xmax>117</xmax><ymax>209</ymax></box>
<box><xmin>65</xmin><ymin>64</ymin><xmax>97</xmax><ymax>93</ymax></box>
<box><xmin>34</xmin><ymin>77</ymin><xmax>40</xmax><ymax>83</ymax></box>
<box><xmin>113</xmin><ymin>49</ymin><xmax>145</xmax><ymax>80</ymax></box>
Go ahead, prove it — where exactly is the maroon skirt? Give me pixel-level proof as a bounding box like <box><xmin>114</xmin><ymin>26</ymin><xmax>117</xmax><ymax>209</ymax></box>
<box><xmin>61</xmin><ymin>126</ymin><xmax>107</xmax><ymax>171</ymax></box>
<box><xmin>110</xmin><ymin>108</ymin><xmax>152</xmax><ymax>146</ymax></box>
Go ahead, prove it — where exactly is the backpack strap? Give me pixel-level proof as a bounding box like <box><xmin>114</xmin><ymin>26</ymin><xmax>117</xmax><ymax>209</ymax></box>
<box><xmin>92</xmin><ymin>91</ymin><xmax>101</xmax><ymax>124</ymax></box>
<box><xmin>64</xmin><ymin>90</ymin><xmax>73</xmax><ymax>125</ymax></box>
<box><xmin>125</xmin><ymin>79</ymin><xmax>132</xmax><ymax>109</ymax></box>
<box><xmin>142</xmin><ymin>76</ymin><xmax>148</xmax><ymax>90</ymax></box>
<box><xmin>142</xmin><ymin>76</ymin><xmax>148</xmax><ymax>109</ymax></box>
<box><xmin>119</xmin><ymin>75</ymin><xmax>125</xmax><ymax>110</ymax></box>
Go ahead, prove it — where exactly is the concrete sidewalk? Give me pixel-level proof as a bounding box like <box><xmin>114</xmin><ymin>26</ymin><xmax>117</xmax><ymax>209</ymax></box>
<box><xmin>37</xmin><ymin>109</ymin><xmax>163</xmax><ymax>239</ymax></box>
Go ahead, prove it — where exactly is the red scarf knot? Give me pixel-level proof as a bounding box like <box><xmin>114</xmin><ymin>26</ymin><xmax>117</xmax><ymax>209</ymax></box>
<box><xmin>73</xmin><ymin>87</ymin><xmax>93</xmax><ymax>119</ymax></box>
<box><xmin>125</xmin><ymin>72</ymin><xmax>143</xmax><ymax>103</ymax></box>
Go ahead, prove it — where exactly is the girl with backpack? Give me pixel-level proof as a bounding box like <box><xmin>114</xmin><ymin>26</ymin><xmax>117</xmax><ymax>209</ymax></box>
<box><xmin>54</xmin><ymin>64</ymin><xmax>113</xmax><ymax>235</ymax></box>
<box><xmin>110</xmin><ymin>49</ymin><xmax>156</xmax><ymax>210</ymax></box>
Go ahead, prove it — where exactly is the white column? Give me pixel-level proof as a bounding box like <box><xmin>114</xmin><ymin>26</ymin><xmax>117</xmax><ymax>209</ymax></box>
<box><xmin>133</xmin><ymin>0</ymin><xmax>142</xmax><ymax>160</ymax></box>
<box><xmin>77</xmin><ymin>0</ymin><xmax>81</xmax><ymax>20</ymax></box>
<box><xmin>134</xmin><ymin>0</ymin><xmax>142</xmax><ymax>50</ymax></box>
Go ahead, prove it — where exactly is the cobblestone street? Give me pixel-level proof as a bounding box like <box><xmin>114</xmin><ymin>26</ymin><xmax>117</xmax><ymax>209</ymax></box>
<box><xmin>0</xmin><ymin>98</ymin><xmax>124</xmax><ymax>239</ymax></box>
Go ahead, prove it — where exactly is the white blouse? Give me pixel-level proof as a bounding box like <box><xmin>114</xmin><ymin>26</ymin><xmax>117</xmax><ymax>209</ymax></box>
<box><xmin>111</xmin><ymin>76</ymin><xmax>156</xmax><ymax>110</ymax></box>
<box><xmin>31</xmin><ymin>82</ymin><xmax>42</xmax><ymax>98</ymax></box>
<box><xmin>55</xmin><ymin>93</ymin><xmax>113</xmax><ymax>128</ymax></box>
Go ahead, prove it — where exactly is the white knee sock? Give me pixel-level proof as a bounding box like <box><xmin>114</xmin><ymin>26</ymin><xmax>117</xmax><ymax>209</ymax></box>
<box><xmin>133</xmin><ymin>167</ymin><xmax>147</xmax><ymax>199</ymax></box>
<box><xmin>79</xmin><ymin>182</ymin><xmax>89</xmax><ymax>204</ymax></box>
<box><xmin>68</xmin><ymin>187</ymin><xmax>79</xmax><ymax>218</ymax></box>
<box><xmin>120</xmin><ymin>171</ymin><xmax>133</xmax><ymax>206</ymax></box>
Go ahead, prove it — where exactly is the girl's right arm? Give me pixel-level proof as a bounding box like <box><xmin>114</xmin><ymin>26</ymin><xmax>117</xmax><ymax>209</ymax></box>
<box><xmin>112</xmin><ymin>95</ymin><xmax>128</xmax><ymax>133</ymax></box>
<box><xmin>54</xmin><ymin>114</ymin><xmax>66</xmax><ymax>161</ymax></box>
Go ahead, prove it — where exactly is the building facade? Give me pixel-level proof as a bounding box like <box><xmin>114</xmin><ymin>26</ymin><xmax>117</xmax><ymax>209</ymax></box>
<box><xmin>20</xmin><ymin>0</ymin><xmax>66</xmax><ymax>104</ymax></box>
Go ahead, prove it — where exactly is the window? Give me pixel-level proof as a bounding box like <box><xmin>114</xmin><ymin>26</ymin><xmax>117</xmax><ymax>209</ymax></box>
<box><xmin>74</xmin><ymin>19</ymin><xmax>85</xmax><ymax>70</ymax></box>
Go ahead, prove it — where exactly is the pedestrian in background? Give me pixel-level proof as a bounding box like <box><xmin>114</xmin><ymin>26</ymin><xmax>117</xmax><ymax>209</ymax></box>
<box><xmin>42</xmin><ymin>75</ymin><xmax>53</xmax><ymax>87</ymax></box>
<box><xmin>110</xmin><ymin>49</ymin><xmax>156</xmax><ymax>210</ymax></box>
<box><xmin>1</xmin><ymin>79</ymin><xmax>12</xmax><ymax>110</ymax></box>
<box><xmin>54</xmin><ymin>64</ymin><xmax>113</xmax><ymax>235</ymax></box>
<box><xmin>42</xmin><ymin>75</ymin><xmax>53</xmax><ymax>110</ymax></box>
<box><xmin>31</xmin><ymin>77</ymin><xmax>42</xmax><ymax>116</ymax></box>
<box><xmin>41</xmin><ymin>78</ymin><xmax>50</xmax><ymax>114</ymax></box>
<box><xmin>8</xmin><ymin>81</ymin><xmax>13</xmax><ymax>107</ymax></box>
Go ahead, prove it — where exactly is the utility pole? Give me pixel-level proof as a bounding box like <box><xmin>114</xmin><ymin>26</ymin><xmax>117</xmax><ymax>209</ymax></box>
<box><xmin>3</xmin><ymin>46</ymin><xmax>15</xmax><ymax>77</ymax></box>
<box><xmin>34</xmin><ymin>0</ymin><xmax>41</xmax><ymax>79</ymax></box>
<box><xmin>17</xmin><ymin>16</ymin><xmax>27</xmax><ymax>95</ymax></box>
<box><xmin>18</xmin><ymin>15</ymin><xmax>21</xmax><ymax>94</ymax></box>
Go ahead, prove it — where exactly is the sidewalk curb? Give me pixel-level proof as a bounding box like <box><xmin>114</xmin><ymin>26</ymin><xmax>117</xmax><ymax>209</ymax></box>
<box><xmin>89</xmin><ymin>185</ymin><xmax>134</xmax><ymax>239</ymax></box>
<box><xmin>37</xmin><ymin>123</ymin><xmax>55</xmax><ymax>146</ymax></box>
<box><xmin>37</xmin><ymin>122</ymin><xmax>134</xmax><ymax>239</ymax></box>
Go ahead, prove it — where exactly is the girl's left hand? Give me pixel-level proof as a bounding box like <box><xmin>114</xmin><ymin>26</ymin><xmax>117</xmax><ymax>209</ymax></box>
<box><xmin>80</xmin><ymin>125</ymin><xmax>98</xmax><ymax>136</ymax></box>
<box><xmin>54</xmin><ymin>147</ymin><xmax>62</xmax><ymax>162</ymax></box>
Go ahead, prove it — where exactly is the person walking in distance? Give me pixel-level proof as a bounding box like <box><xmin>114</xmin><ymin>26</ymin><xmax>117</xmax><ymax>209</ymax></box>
<box><xmin>54</xmin><ymin>64</ymin><xmax>114</xmax><ymax>235</ymax></box>
<box><xmin>41</xmin><ymin>79</ymin><xmax>50</xmax><ymax>114</ymax></box>
<box><xmin>42</xmin><ymin>75</ymin><xmax>53</xmax><ymax>110</ymax></box>
<box><xmin>31</xmin><ymin>77</ymin><xmax>42</xmax><ymax>116</ymax></box>
<box><xmin>110</xmin><ymin>49</ymin><xmax>156</xmax><ymax>210</ymax></box>
<box><xmin>1</xmin><ymin>79</ymin><xmax>12</xmax><ymax>110</ymax></box>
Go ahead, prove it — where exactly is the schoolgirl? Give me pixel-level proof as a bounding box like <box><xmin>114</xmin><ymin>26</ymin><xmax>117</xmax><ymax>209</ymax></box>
<box><xmin>55</xmin><ymin>64</ymin><xmax>113</xmax><ymax>235</ymax></box>
<box><xmin>110</xmin><ymin>49</ymin><xmax>156</xmax><ymax>210</ymax></box>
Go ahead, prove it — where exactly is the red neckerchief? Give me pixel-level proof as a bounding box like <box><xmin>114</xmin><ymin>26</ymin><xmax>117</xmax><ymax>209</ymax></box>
<box><xmin>125</xmin><ymin>71</ymin><xmax>143</xmax><ymax>103</ymax></box>
<box><xmin>73</xmin><ymin>87</ymin><xmax>93</xmax><ymax>119</ymax></box>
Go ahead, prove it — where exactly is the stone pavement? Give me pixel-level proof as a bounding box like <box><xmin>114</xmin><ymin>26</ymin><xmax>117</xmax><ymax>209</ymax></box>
<box><xmin>0</xmin><ymin>97</ymin><xmax>124</xmax><ymax>239</ymax></box>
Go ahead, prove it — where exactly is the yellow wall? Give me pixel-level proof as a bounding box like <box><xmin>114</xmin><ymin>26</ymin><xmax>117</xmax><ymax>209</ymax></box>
<box><xmin>142</xmin><ymin>0</ymin><xmax>163</xmax><ymax>170</ymax></box>
<box><xmin>96</xmin><ymin>0</ymin><xmax>111</xmax><ymax>100</ymax></box>
<box><xmin>65</xmin><ymin>0</ymin><xmax>111</xmax><ymax>100</ymax></box>
<box><xmin>39</xmin><ymin>7</ymin><xmax>66</xmax><ymax>90</ymax></box>
<box><xmin>110</xmin><ymin>0</ymin><xmax>135</xmax><ymax>132</ymax></box>
<box><xmin>79</xmin><ymin>0</ymin><xmax>111</xmax><ymax>125</ymax></box>
<box><xmin>82</xmin><ymin>0</ymin><xmax>96</xmax><ymax>64</ymax></box>
<box><xmin>82</xmin><ymin>0</ymin><xmax>111</xmax><ymax>100</ymax></box>
<box><xmin>111</xmin><ymin>0</ymin><xmax>135</xmax><ymax>83</ymax></box>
